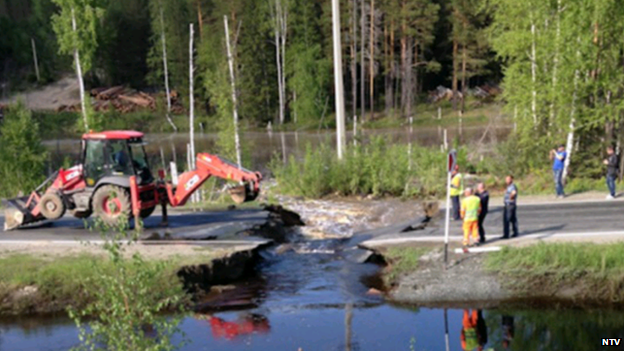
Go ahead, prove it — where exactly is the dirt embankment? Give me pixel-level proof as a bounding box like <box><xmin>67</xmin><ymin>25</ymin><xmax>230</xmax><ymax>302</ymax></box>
<box><xmin>382</xmin><ymin>247</ymin><xmax>624</xmax><ymax>309</ymax></box>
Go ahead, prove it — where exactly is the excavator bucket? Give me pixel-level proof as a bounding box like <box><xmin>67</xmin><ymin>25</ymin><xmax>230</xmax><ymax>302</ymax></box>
<box><xmin>227</xmin><ymin>183</ymin><xmax>259</xmax><ymax>204</ymax></box>
<box><xmin>2</xmin><ymin>195</ymin><xmax>44</xmax><ymax>231</ymax></box>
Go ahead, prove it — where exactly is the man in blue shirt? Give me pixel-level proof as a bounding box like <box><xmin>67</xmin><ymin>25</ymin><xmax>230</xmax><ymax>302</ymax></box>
<box><xmin>550</xmin><ymin>144</ymin><xmax>566</xmax><ymax>198</ymax></box>
<box><xmin>502</xmin><ymin>175</ymin><xmax>519</xmax><ymax>239</ymax></box>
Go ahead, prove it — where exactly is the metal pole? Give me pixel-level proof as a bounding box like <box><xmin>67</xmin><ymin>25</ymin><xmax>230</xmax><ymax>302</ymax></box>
<box><xmin>332</xmin><ymin>0</ymin><xmax>346</xmax><ymax>159</ymax></box>
<box><xmin>444</xmin><ymin>168</ymin><xmax>451</xmax><ymax>268</ymax></box>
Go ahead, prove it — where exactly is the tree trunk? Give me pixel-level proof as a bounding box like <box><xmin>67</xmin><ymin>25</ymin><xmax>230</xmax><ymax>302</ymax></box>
<box><xmin>160</xmin><ymin>8</ymin><xmax>177</xmax><ymax>132</ymax></box>
<box><xmin>189</xmin><ymin>23</ymin><xmax>195</xmax><ymax>174</ymax></box>
<box><xmin>390</xmin><ymin>19</ymin><xmax>395</xmax><ymax>114</ymax></box>
<box><xmin>460</xmin><ymin>44</ymin><xmax>467</xmax><ymax>113</ymax></box>
<box><xmin>451</xmin><ymin>38</ymin><xmax>458</xmax><ymax>111</ymax></box>
<box><xmin>197</xmin><ymin>0</ymin><xmax>203</xmax><ymax>39</ymax></box>
<box><xmin>562</xmin><ymin>44</ymin><xmax>580</xmax><ymax>185</ymax></box>
<box><xmin>530</xmin><ymin>18</ymin><xmax>537</xmax><ymax>126</ymax></box>
<box><xmin>274</xmin><ymin>0</ymin><xmax>285</xmax><ymax>124</ymax></box>
<box><xmin>360</xmin><ymin>0</ymin><xmax>365</xmax><ymax>122</ymax></box>
<box><xmin>369</xmin><ymin>0</ymin><xmax>374</xmax><ymax>120</ymax></box>
<box><xmin>71</xmin><ymin>8</ymin><xmax>88</xmax><ymax>132</ymax></box>
<box><xmin>224</xmin><ymin>16</ymin><xmax>242</xmax><ymax>167</ymax></box>
<box><xmin>31</xmin><ymin>38</ymin><xmax>40</xmax><ymax>83</ymax></box>
<box><xmin>405</xmin><ymin>37</ymin><xmax>413</xmax><ymax>119</ymax></box>
<box><xmin>351</xmin><ymin>0</ymin><xmax>357</xmax><ymax>119</ymax></box>
<box><xmin>400</xmin><ymin>20</ymin><xmax>407</xmax><ymax>118</ymax></box>
<box><xmin>550</xmin><ymin>0</ymin><xmax>562</xmax><ymax>130</ymax></box>
<box><xmin>332</xmin><ymin>0</ymin><xmax>346</xmax><ymax>159</ymax></box>
<box><xmin>384</xmin><ymin>20</ymin><xmax>391</xmax><ymax>117</ymax></box>
<box><xmin>280</xmin><ymin>3</ymin><xmax>287</xmax><ymax>121</ymax></box>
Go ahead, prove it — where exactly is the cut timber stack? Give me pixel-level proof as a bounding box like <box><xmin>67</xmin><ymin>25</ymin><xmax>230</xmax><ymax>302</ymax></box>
<box><xmin>56</xmin><ymin>86</ymin><xmax>184</xmax><ymax>114</ymax></box>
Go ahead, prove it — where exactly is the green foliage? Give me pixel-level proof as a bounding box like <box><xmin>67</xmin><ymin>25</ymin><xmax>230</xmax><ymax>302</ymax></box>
<box><xmin>69</xmin><ymin>220</ymin><xmax>186</xmax><ymax>351</ymax></box>
<box><xmin>0</xmin><ymin>103</ymin><xmax>48</xmax><ymax>198</ymax></box>
<box><xmin>50</xmin><ymin>0</ymin><xmax>104</xmax><ymax>74</ymax></box>
<box><xmin>270</xmin><ymin>136</ymin><xmax>457</xmax><ymax>198</ymax></box>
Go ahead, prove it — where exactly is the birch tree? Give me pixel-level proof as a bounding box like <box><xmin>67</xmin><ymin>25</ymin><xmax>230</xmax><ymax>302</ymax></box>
<box><xmin>51</xmin><ymin>0</ymin><xmax>103</xmax><ymax>132</ymax></box>
<box><xmin>224</xmin><ymin>15</ymin><xmax>242</xmax><ymax>167</ymax></box>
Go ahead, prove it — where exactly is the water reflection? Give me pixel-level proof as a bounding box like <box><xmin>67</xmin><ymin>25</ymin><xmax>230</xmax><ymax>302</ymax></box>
<box><xmin>460</xmin><ymin>309</ymin><xmax>487</xmax><ymax>351</ymax></box>
<box><xmin>199</xmin><ymin>313</ymin><xmax>270</xmax><ymax>340</ymax></box>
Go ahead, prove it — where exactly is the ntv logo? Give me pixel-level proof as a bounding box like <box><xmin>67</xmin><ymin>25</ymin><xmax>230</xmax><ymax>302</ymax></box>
<box><xmin>603</xmin><ymin>338</ymin><xmax>621</xmax><ymax>346</ymax></box>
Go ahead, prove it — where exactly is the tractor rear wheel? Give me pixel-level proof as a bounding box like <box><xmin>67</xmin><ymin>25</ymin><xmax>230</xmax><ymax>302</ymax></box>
<box><xmin>140</xmin><ymin>206</ymin><xmax>156</xmax><ymax>219</ymax></box>
<box><xmin>92</xmin><ymin>185</ymin><xmax>131</xmax><ymax>227</ymax></box>
<box><xmin>39</xmin><ymin>193</ymin><xmax>65</xmax><ymax>220</ymax></box>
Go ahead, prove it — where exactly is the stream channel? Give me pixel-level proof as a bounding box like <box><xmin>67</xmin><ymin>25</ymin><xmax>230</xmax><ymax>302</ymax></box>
<box><xmin>3</xmin><ymin>225</ymin><xmax>624</xmax><ymax>350</ymax></box>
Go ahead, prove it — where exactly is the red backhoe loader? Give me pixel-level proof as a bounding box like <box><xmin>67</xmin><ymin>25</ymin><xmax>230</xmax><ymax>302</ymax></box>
<box><xmin>2</xmin><ymin>130</ymin><xmax>262</xmax><ymax>231</ymax></box>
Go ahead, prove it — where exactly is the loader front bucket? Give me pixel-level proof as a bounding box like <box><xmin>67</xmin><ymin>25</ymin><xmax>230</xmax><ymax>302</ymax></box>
<box><xmin>227</xmin><ymin>183</ymin><xmax>259</xmax><ymax>204</ymax></box>
<box><xmin>2</xmin><ymin>196</ymin><xmax>44</xmax><ymax>231</ymax></box>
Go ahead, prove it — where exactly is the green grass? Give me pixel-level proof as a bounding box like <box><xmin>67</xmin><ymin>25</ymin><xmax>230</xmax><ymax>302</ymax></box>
<box><xmin>485</xmin><ymin>243</ymin><xmax>624</xmax><ymax>301</ymax></box>
<box><xmin>0</xmin><ymin>252</ymin><xmax>216</xmax><ymax>315</ymax></box>
<box><xmin>383</xmin><ymin>247</ymin><xmax>432</xmax><ymax>284</ymax></box>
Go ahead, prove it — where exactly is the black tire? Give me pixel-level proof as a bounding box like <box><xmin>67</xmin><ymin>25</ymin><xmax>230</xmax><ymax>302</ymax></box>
<box><xmin>39</xmin><ymin>193</ymin><xmax>66</xmax><ymax>220</ymax></box>
<box><xmin>140</xmin><ymin>206</ymin><xmax>156</xmax><ymax>219</ymax></box>
<box><xmin>71</xmin><ymin>209</ymin><xmax>92</xmax><ymax>219</ymax></box>
<box><xmin>92</xmin><ymin>185</ymin><xmax>131</xmax><ymax>226</ymax></box>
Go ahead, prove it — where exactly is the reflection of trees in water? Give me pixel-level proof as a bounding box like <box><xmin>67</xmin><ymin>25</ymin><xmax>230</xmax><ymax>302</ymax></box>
<box><xmin>485</xmin><ymin>309</ymin><xmax>624</xmax><ymax>350</ymax></box>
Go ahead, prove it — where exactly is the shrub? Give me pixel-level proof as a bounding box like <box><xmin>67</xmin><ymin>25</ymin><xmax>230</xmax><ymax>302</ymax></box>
<box><xmin>0</xmin><ymin>102</ymin><xmax>48</xmax><ymax>198</ymax></box>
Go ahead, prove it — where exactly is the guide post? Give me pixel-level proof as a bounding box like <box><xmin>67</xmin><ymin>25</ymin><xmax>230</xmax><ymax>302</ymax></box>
<box><xmin>444</xmin><ymin>150</ymin><xmax>457</xmax><ymax>269</ymax></box>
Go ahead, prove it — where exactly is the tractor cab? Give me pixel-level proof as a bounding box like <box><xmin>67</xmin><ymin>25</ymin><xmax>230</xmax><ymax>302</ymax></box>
<box><xmin>82</xmin><ymin>130</ymin><xmax>154</xmax><ymax>187</ymax></box>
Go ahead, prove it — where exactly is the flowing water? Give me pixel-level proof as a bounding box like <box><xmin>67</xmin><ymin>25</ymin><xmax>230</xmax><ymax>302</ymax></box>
<box><xmin>3</xmin><ymin>237</ymin><xmax>624</xmax><ymax>351</ymax></box>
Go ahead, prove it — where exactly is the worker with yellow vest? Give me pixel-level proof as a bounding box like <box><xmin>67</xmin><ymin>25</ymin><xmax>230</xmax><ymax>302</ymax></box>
<box><xmin>461</xmin><ymin>188</ymin><xmax>481</xmax><ymax>247</ymax></box>
<box><xmin>450</xmin><ymin>165</ymin><xmax>464</xmax><ymax>220</ymax></box>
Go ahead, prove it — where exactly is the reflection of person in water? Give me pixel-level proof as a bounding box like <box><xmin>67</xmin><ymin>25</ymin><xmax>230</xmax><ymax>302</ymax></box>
<box><xmin>461</xmin><ymin>309</ymin><xmax>488</xmax><ymax>351</ymax></box>
<box><xmin>502</xmin><ymin>315</ymin><xmax>514</xmax><ymax>349</ymax></box>
<box><xmin>207</xmin><ymin>314</ymin><xmax>270</xmax><ymax>340</ymax></box>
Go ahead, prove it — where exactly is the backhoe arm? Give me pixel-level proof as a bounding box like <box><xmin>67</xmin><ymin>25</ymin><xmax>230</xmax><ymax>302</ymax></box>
<box><xmin>166</xmin><ymin>153</ymin><xmax>262</xmax><ymax>207</ymax></box>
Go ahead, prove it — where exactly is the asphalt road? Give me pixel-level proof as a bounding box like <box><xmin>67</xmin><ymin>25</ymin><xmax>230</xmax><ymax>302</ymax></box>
<box><xmin>0</xmin><ymin>209</ymin><xmax>269</xmax><ymax>242</ymax></box>
<box><xmin>357</xmin><ymin>199</ymin><xmax>624</xmax><ymax>247</ymax></box>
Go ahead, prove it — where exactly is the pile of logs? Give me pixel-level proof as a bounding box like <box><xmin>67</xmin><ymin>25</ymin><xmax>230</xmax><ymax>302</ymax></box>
<box><xmin>57</xmin><ymin>86</ymin><xmax>184</xmax><ymax>114</ymax></box>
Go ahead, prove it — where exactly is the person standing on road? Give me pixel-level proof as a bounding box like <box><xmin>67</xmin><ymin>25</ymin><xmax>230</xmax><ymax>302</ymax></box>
<box><xmin>450</xmin><ymin>165</ymin><xmax>464</xmax><ymax>220</ymax></box>
<box><xmin>476</xmin><ymin>183</ymin><xmax>489</xmax><ymax>244</ymax></box>
<box><xmin>461</xmin><ymin>188</ymin><xmax>481</xmax><ymax>248</ymax></box>
<box><xmin>603</xmin><ymin>145</ymin><xmax>619</xmax><ymax>199</ymax></box>
<box><xmin>502</xmin><ymin>175</ymin><xmax>519</xmax><ymax>239</ymax></box>
<box><xmin>550</xmin><ymin>144</ymin><xmax>567</xmax><ymax>198</ymax></box>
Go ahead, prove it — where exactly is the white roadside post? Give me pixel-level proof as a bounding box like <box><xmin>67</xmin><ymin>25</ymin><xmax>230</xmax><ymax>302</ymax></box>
<box><xmin>444</xmin><ymin>149</ymin><xmax>457</xmax><ymax>269</ymax></box>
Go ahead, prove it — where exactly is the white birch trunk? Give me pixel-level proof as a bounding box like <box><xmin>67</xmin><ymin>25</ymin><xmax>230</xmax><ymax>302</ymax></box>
<box><xmin>332</xmin><ymin>0</ymin><xmax>346</xmax><ymax>159</ymax></box>
<box><xmin>273</xmin><ymin>0</ymin><xmax>285</xmax><ymax>125</ymax></box>
<box><xmin>72</xmin><ymin>7</ymin><xmax>88</xmax><ymax>132</ymax></box>
<box><xmin>530</xmin><ymin>18</ymin><xmax>537</xmax><ymax>126</ymax></box>
<box><xmin>224</xmin><ymin>15</ymin><xmax>243</xmax><ymax>168</ymax></box>
<box><xmin>562</xmin><ymin>46</ymin><xmax>581</xmax><ymax>184</ymax></box>
<box><xmin>189</xmin><ymin>23</ymin><xmax>197</xmax><ymax>203</ymax></box>
<box><xmin>160</xmin><ymin>8</ymin><xmax>177</xmax><ymax>132</ymax></box>
<box><xmin>280</xmin><ymin>3</ymin><xmax>287</xmax><ymax>122</ymax></box>
<box><xmin>550</xmin><ymin>0</ymin><xmax>562</xmax><ymax>127</ymax></box>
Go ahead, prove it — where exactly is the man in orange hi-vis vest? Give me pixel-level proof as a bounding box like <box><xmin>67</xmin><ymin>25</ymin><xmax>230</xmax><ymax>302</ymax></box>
<box><xmin>461</xmin><ymin>188</ymin><xmax>481</xmax><ymax>248</ymax></box>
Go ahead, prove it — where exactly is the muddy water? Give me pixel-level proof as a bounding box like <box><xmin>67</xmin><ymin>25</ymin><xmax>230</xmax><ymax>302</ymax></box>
<box><xmin>4</xmin><ymin>237</ymin><xmax>624</xmax><ymax>351</ymax></box>
<box><xmin>43</xmin><ymin>125</ymin><xmax>511</xmax><ymax>173</ymax></box>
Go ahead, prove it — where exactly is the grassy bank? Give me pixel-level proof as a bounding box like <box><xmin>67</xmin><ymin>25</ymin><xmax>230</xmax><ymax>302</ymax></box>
<box><xmin>0</xmin><ymin>252</ymin><xmax>216</xmax><ymax>315</ymax></box>
<box><xmin>381</xmin><ymin>247</ymin><xmax>432</xmax><ymax>285</ymax></box>
<box><xmin>486</xmin><ymin>243</ymin><xmax>624</xmax><ymax>302</ymax></box>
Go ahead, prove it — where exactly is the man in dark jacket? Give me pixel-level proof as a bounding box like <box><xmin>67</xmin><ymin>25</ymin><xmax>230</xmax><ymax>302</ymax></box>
<box><xmin>603</xmin><ymin>145</ymin><xmax>619</xmax><ymax>199</ymax></box>
<box><xmin>476</xmin><ymin>182</ymin><xmax>489</xmax><ymax>244</ymax></box>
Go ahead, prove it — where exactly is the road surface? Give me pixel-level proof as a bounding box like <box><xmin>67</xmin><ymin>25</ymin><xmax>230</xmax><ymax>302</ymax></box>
<box><xmin>0</xmin><ymin>209</ymin><xmax>269</xmax><ymax>242</ymax></box>
<box><xmin>358</xmin><ymin>198</ymin><xmax>624</xmax><ymax>248</ymax></box>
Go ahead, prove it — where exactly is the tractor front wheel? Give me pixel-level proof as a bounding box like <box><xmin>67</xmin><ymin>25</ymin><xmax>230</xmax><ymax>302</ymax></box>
<box><xmin>92</xmin><ymin>185</ymin><xmax>131</xmax><ymax>227</ymax></box>
<box><xmin>39</xmin><ymin>193</ymin><xmax>66</xmax><ymax>220</ymax></box>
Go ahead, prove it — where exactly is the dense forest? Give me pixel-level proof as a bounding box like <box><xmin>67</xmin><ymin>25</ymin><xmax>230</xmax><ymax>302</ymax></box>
<box><xmin>0</xmin><ymin>0</ymin><xmax>499</xmax><ymax>126</ymax></box>
<box><xmin>3</xmin><ymin>0</ymin><xmax>624</xmax><ymax>180</ymax></box>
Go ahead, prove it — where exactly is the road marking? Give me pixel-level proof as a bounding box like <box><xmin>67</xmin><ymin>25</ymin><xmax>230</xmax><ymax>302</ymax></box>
<box><xmin>360</xmin><ymin>230</ymin><xmax>624</xmax><ymax>247</ymax></box>
<box><xmin>454</xmin><ymin>246</ymin><xmax>502</xmax><ymax>254</ymax></box>
<box><xmin>0</xmin><ymin>239</ymin><xmax>270</xmax><ymax>246</ymax></box>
